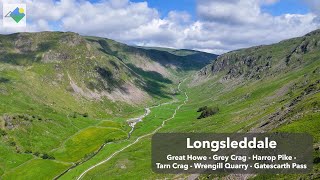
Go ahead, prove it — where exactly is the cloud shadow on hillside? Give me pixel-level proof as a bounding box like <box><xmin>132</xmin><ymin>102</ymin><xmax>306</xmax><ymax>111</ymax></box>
<box><xmin>0</xmin><ymin>53</ymin><xmax>38</xmax><ymax>65</ymax></box>
<box><xmin>88</xmin><ymin>66</ymin><xmax>128</xmax><ymax>94</ymax></box>
<box><xmin>88</xmin><ymin>38</ymin><xmax>177</xmax><ymax>98</ymax></box>
<box><xmin>131</xmin><ymin>48</ymin><xmax>217</xmax><ymax>71</ymax></box>
<box><xmin>126</xmin><ymin>63</ymin><xmax>174</xmax><ymax>99</ymax></box>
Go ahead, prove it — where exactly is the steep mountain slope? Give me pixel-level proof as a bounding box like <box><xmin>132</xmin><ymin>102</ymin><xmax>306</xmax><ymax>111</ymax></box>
<box><xmin>77</xmin><ymin>29</ymin><xmax>320</xmax><ymax>180</ymax></box>
<box><xmin>195</xmin><ymin>29</ymin><xmax>320</xmax><ymax>132</ymax></box>
<box><xmin>184</xmin><ymin>29</ymin><xmax>320</xmax><ymax>179</ymax></box>
<box><xmin>0</xmin><ymin>32</ymin><xmax>216</xmax><ymax>178</ymax></box>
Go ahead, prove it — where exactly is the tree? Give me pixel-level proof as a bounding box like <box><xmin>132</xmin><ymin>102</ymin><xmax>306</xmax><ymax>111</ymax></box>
<box><xmin>41</xmin><ymin>153</ymin><xmax>55</xmax><ymax>159</ymax></box>
<box><xmin>83</xmin><ymin>113</ymin><xmax>88</xmax><ymax>118</ymax></box>
<box><xmin>197</xmin><ymin>106</ymin><xmax>219</xmax><ymax>119</ymax></box>
<box><xmin>25</xmin><ymin>150</ymin><xmax>32</xmax><ymax>154</ymax></box>
<box><xmin>197</xmin><ymin>106</ymin><xmax>208</xmax><ymax>112</ymax></box>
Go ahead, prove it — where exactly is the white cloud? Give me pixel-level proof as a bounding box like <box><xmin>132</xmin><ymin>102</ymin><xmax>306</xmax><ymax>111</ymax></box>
<box><xmin>191</xmin><ymin>0</ymin><xmax>320</xmax><ymax>52</ymax></box>
<box><xmin>1</xmin><ymin>0</ymin><xmax>320</xmax><ymax>54</ymax></box>
<box><xmin>61</xmin><ymin>1</ymin><xmax>161</xmax><ymax>41</ymax></box>
<box><xmin>196</xmin><ymin>0</ymin><xmax>263</xmax><ymax>25</ymax></box>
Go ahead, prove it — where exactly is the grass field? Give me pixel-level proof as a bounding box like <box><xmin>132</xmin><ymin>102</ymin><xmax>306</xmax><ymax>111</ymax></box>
<box><xmin>57</xmin><ymin>87</ymin><xmax>187</xmax><ymax>179</ymax></box>
<box><xmin>53</xmin><ymin>127</ymin><xmax>127</xmax><ymax>162</ymax></box>
<box><xmin>2</xmin><ymin>159</ymin><xmax>71</xmax><ymax>180</ymax></box>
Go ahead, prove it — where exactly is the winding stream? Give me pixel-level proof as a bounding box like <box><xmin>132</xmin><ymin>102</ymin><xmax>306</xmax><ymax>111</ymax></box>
<box><xmin>76</xmin><ymin>80</ymin><xmax>188</xmax><ymax>180</ymax></box>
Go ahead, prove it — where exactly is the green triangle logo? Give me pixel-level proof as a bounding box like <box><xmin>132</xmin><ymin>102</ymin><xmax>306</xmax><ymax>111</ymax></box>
<box><xmin>11</xmin><ymin>14</ymin><xmax>25</xmax><ymax>23</ymax></box>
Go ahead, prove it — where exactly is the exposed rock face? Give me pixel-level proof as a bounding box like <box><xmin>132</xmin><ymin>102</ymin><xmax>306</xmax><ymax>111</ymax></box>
<box><xmin>198</xmin><ymin>29</ymin><xmax>320</xmax><ymax>81</ymax></box>
<box><xmin>2</xmin><ymin>114</ymin><xmax>14</xmax><ymax>129</ymax></box>
<box><xmin>200</xmin><ymin>51</ymin><xmax>273</xmax><ymax>81</ymax></box>
<box><xmin>59</xmin><ymin>32</ymin><xmax>85</xmax><ymax>47</ymax></box>
<box><xmin>67</xmin><ymin>73</ymin><xmax>149</xmax><ymax>104</ymax></box>
<box><xmin>41</xmin><ymin>33</ymin><xmax>86</xmax><ymax>62</ymax></box>
<box><xmin>14</xmin><ymin>34</ymin><xmax>35</xmax><ymax>52</ymax></box>
<box><xmin>42</xmin><ymin>50</ymin><xmax>74</xmax><ymax>62</ymax></box>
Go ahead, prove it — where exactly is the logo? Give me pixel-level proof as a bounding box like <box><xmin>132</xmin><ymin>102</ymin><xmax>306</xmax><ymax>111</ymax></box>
<box><xmin>3</xmin><ymin>4</ymin><xmax>27</xmax><ymax>28</ymax></box>
<box><xmin>5</xmin><ymin>7</ymin><xmax>25</xmax><ymax>23</ymax></box>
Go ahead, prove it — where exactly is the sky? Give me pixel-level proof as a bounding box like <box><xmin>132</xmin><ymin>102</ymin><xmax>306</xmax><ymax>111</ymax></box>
<box><xmin>1</xmin><ymin>0</ymin><xmax>320</xmax><ymax>54</ymax></box>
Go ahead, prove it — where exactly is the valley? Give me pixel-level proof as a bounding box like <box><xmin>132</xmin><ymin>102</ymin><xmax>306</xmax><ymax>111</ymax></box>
<box><xmin>70</xmin><ymin>30</ymin><xmax>320</xmax><ymax>180</ymax></box>
<box><xmin>0</xmin><ymin>29</ymin><xmax>320</xmax><ymax>180</ymax></box>
<box><xmin>77</xmin><ymin>80</ymin><xmax>188</xmax><ymax>180</ymax></box>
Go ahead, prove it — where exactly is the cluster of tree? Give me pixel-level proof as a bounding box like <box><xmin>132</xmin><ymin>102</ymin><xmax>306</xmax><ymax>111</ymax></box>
<box><xmin>26</xmin><ymin>150</ymin><xmax>55</xmax><ymax>159</ymax></box>
<box><xmin>41</xmin><ymin>153</ymin><xmax>55</xmax><ymax>160</ymax></box>
<box><xmin>71</xmin><ymin>112</ymin><xmax>89</xmax><ymax>118</ymax></box>
<box><xmin>197</xmin><ymin>106</ymin><xmax>219</xmax><ymax>119</ymax></box>
<box><xmin>197</xmin><ymin>106</ymin><xmax>208</xmax><ymax>112</ymax></box>
<box><xmin>11</xmin><ymin>114</ymin><xmax>51</xmax><ymax>122</ymax></box>
<box><xmin>105</xmin><ymin>138</ymin><xmax>116</xmax><ymax>143</ymax></box>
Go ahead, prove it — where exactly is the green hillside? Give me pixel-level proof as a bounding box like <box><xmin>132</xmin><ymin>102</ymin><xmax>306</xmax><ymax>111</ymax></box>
<box><xmin>0</xmin><ymin>32</ymin><xmax>216</xmax><ymax>179</ymax></box>
<box><xmin>73</xmin><ymin>30</ymin><xmax>320</xmax><ymax>180</ymax></box>
<box><xmin>175</xmin><ymin>29</ymin><xmax>320</xmax><ymax>179</ymax></box>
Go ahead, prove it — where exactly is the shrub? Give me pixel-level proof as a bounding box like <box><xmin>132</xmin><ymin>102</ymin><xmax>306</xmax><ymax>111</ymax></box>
<box><xmin>197</xmin><ymin>106</ymin><xmax>220</xmax><ymax>119</ymax></box>
<box><xmin>25</xmin><ymin>150</ymin><xmax>32</xmax><ymax>154</ymax></box>
<box><xmin>314</xmin><ymin>157</ymin><xmax>320</xmax><ymax>164</ymax></box>
<box><xmin>9</xmin><ymin>141</ymin><xmax>16</xmax><ymax>146</ymax></box>
<box><xmin>33</xmin><ymin>152</ymin><xmax>40</xmax><ymax>156</ymax></box>
<box><xmin>41</xmin><ymin>153</ymin><xmax>55</xmax><ymax>160</ymax></box>
<box><xmin>105</xmin><ymin>138</ymin><xmax>115</xmax><ymax>143</ymax></box>
<box><xmin>83</xmin><ymin>113</ymin><xmax>88</xmax><ymax>118</ymax></box>
<box><xmin>197</xmin><ymin>106</ymin><xmax>208</xmax><ymax>112</ymax></box>
<box><xmin>0</xmin><ymin>129</ymin><xmax>7</xmax><ymax>136</ymax></box>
